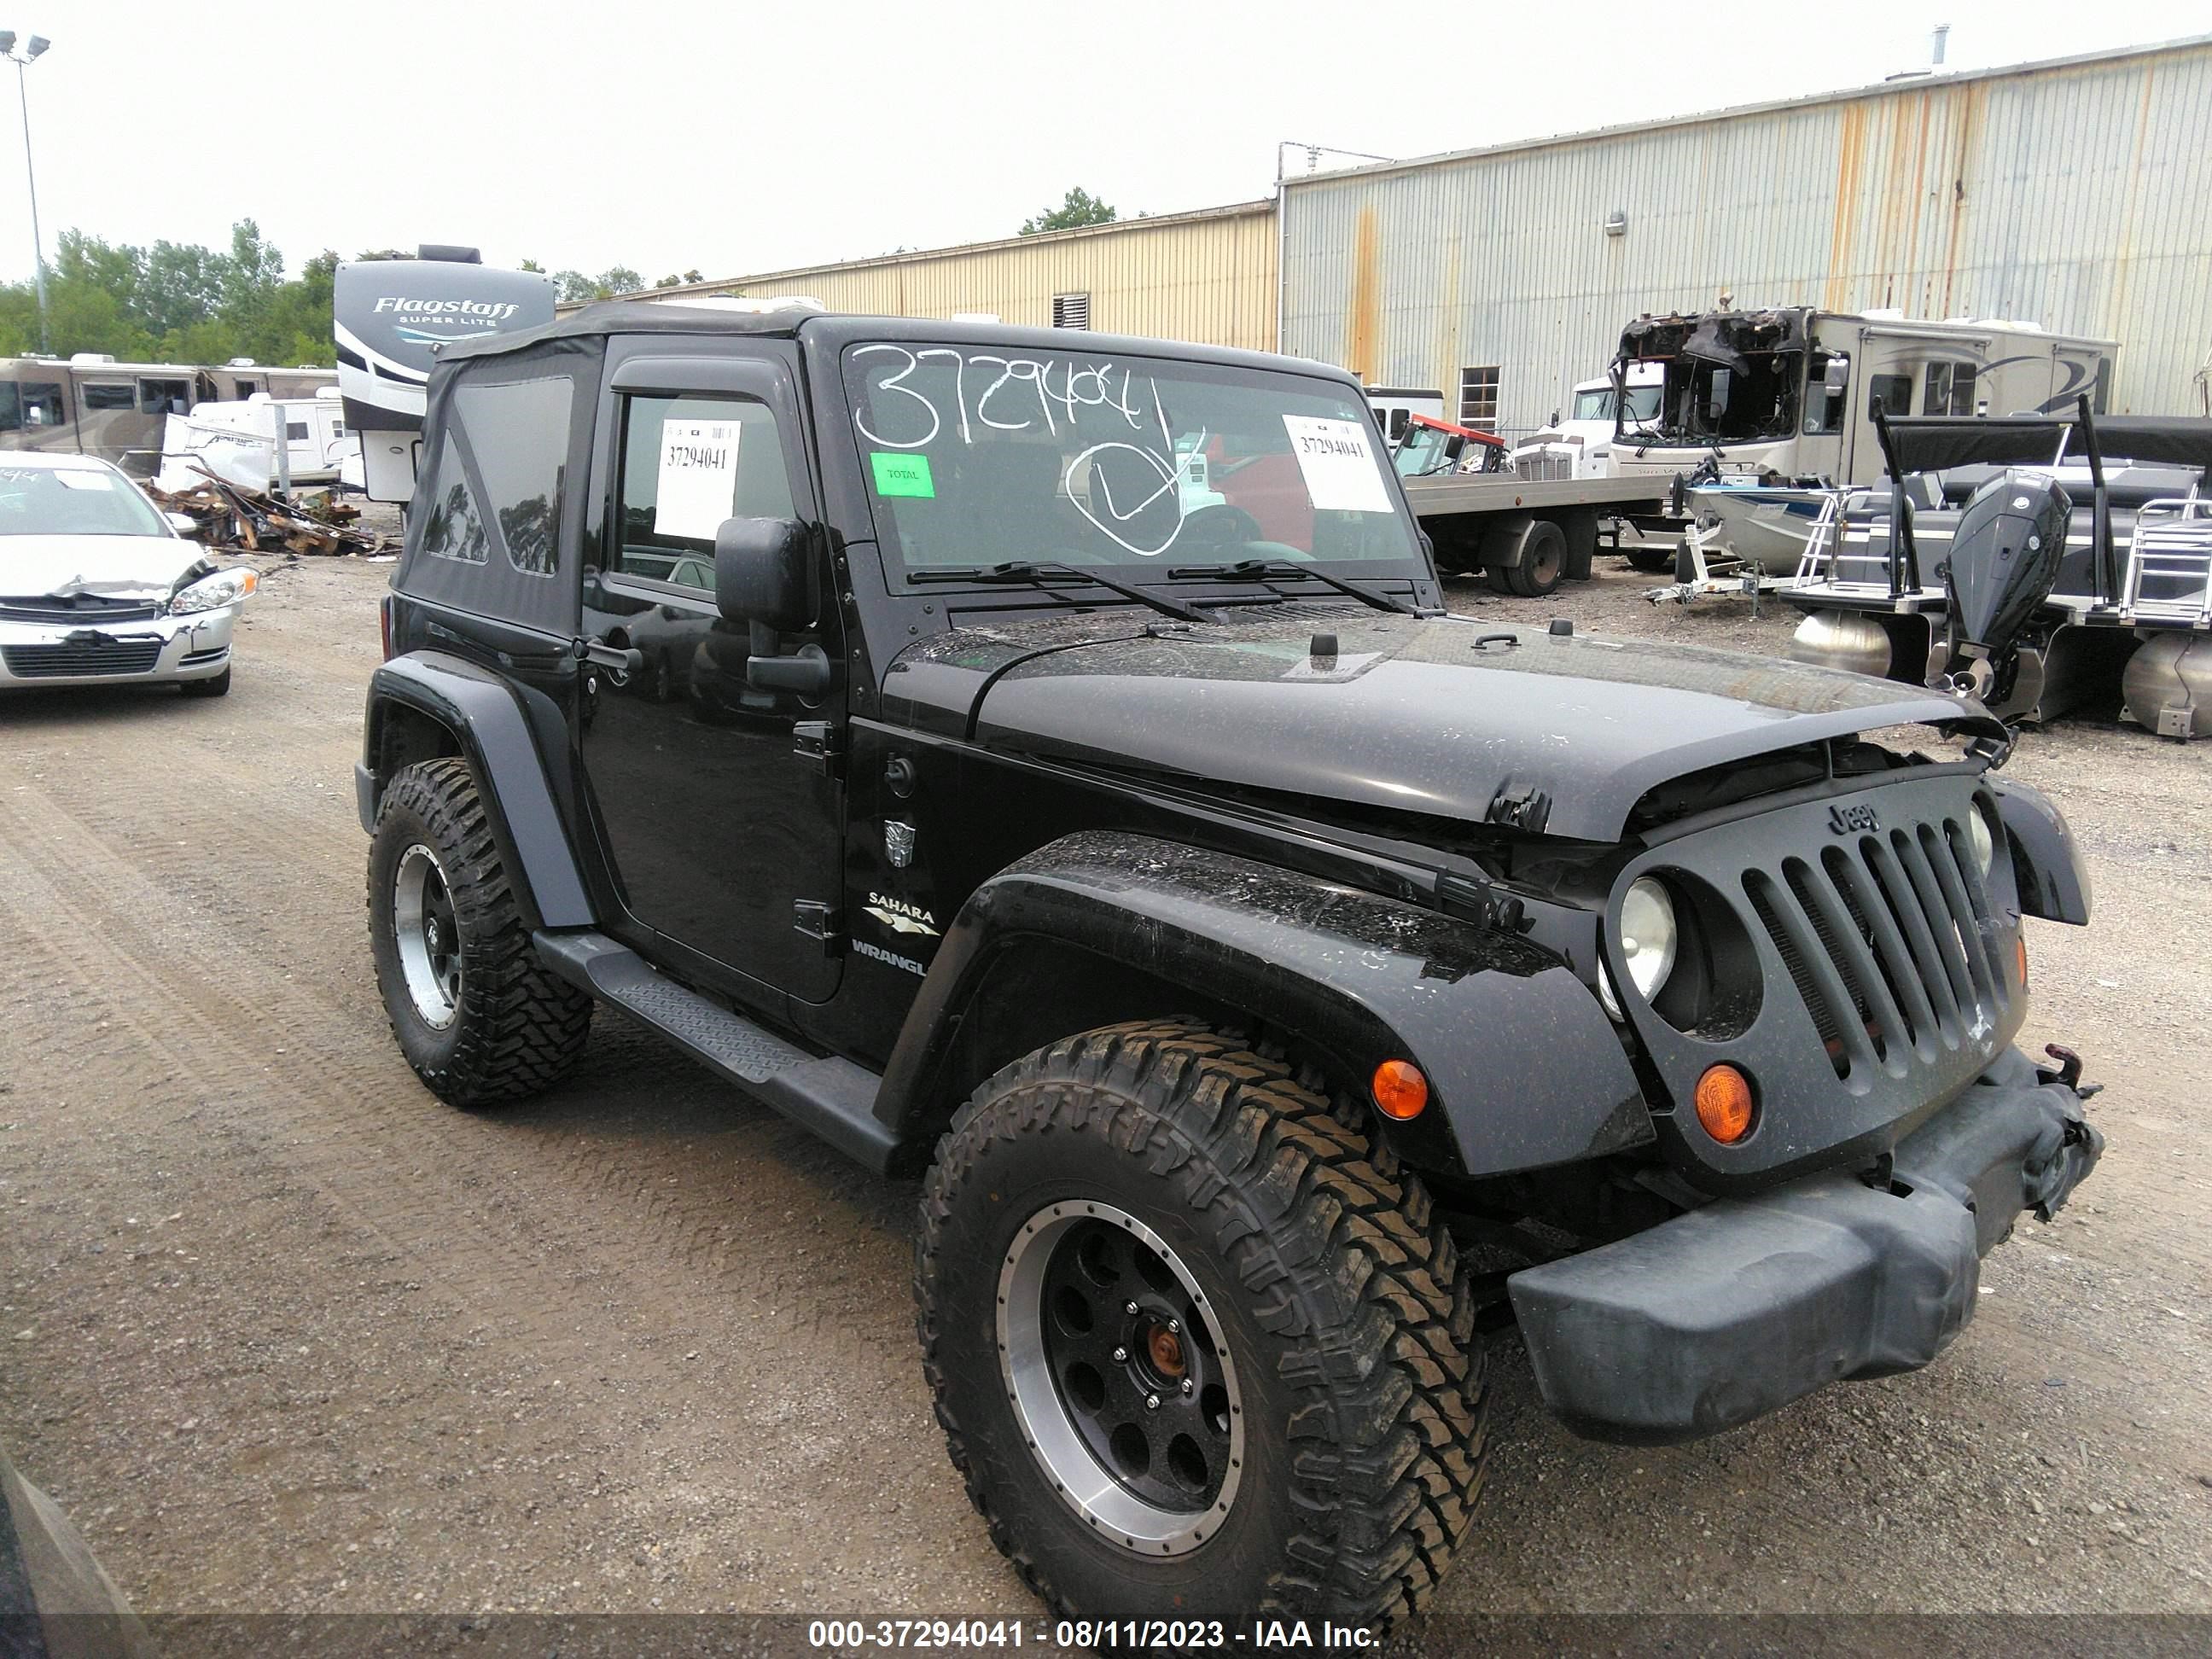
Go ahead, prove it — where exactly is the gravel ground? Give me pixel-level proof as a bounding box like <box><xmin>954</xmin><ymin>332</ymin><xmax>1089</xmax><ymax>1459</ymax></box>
<box><xmin>1</xmin><ymin>537</ymin><xmax>2208</xmax><ymax>1636</ymax></box>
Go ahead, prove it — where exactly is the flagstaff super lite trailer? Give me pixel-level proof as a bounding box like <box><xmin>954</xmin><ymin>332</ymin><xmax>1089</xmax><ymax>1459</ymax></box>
<box><xmin>1</xmin><ymin>357</ymin><xmax>335</xmax><ymax>477</ymax></box>
<box><xmin>333</xmin><ymin>247</ymin><xmax>556</xmax><ymax>503</ymax></box>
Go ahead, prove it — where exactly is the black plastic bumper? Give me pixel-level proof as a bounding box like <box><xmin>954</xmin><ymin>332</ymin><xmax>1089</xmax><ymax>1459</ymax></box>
<box><xmin>1506</xmin><ymin>1045</ymin><xmax>2104</xmax><ymax>1444</ymax></box>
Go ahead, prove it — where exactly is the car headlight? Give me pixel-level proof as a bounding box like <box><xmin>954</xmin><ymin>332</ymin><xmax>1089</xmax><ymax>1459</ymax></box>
<box><xmin>1599</xmin><ymin>876</ymin><xmax>1679</xmax><ymax>1020</ymax></box>
<box><xmin>168</xmin><ymin>568</ymin><xmax>257</xmax><ymax>614</ymax></box>
<box><xmin>1967</xmin><ymin>801</ymin><xmax>1996</xmax><ymax>876</ymax></box>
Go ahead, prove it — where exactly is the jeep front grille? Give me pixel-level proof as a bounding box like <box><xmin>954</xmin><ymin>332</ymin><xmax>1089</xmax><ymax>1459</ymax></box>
<box><xmin>3</xmin><ymin>638</ymin><xmax>166</xmax><ymax>678</ymax></box>
<box><xmin>1742</xmin><ymin>815</ymin><xmax>2006</xmax><ymax>1081</ymax></box>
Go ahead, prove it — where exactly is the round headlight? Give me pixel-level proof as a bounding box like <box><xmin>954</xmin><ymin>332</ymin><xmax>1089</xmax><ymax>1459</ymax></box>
<box><xmin>1600</xmin><ymin>876</ymin><xmax>1679</xmax><ymax>1020</ymax></box>
<box><xmin>1967</xmin><ymin>802</ymin><xmax>1996</xmax><ymax>876</ymax></box>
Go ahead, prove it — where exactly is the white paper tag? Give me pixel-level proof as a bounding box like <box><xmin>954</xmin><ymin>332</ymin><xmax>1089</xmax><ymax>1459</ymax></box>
<box><xmin>55</xmin><ymin>470</ymin><xmax>116</xmax><ymax>492</ymax></box>
<box><xmin>655</xmin><ymin>420</ymin><xmax>742</xmax><ymax>541</ymax></box>
<box><xmin>1282</xmin><ymin>416</ymin><xmax>1392</xmax><ymax>514</ymax></box>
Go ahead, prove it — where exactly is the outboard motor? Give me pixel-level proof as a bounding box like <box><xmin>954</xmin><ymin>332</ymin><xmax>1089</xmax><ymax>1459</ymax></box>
<box><xmin>1933</xmin><ymin>469</ymin><xmax>2071</xmax><ymax>703</ymax></box>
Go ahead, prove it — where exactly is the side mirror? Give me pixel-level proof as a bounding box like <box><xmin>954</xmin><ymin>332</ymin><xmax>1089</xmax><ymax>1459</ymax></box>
<box><xmin>165</xmin><ymin>512</ymin><xmax>200</xmax><ymax>536</ymax></box>
<box><xmin>713</xmin><ymin>515</ymin><xmax>812</xmax><ymax>630</ymax></box>
<box><xmin>1824</xmin><ymin>355</ymin><xmax>1851</xmax><ymax>393</ymax></box>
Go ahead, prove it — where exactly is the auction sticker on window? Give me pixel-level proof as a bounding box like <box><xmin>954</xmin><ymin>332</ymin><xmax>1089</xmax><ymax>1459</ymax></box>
<box><xmin>1282</xmin><ymin>415</ymin><xmax>1392</xmax><ymax>513</ymax></box>
<box><xmin>655</xmin><ymin>420</ymin><xmax>742</xmax><ymax>541</ymax></box>
<box><xmin>870</xmin><ymin>451</ymin><xmax>936</xmax><ymax>498</ymax></box>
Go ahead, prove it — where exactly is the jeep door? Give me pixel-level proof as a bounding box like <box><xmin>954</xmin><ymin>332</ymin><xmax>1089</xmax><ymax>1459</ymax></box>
<box><xmin>576</xmin><ymin>341</ymin><xmax>843</xmax><ymax>1004</ymax></box>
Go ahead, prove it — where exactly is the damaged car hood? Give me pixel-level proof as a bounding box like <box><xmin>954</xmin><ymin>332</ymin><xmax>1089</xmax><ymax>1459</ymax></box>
<box><xmin>894</xmin><ymin>609</ymin><xmax>2004</xmax><ymax>841</ymax></box>
<box><xmin>2</xmin><ymin>534</ymin><xmax>204</xmax><ymax>601</ymax></box>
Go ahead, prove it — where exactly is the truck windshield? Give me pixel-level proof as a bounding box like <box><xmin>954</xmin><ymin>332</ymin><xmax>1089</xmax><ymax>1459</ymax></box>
<box><xmin>1639</xmin><ymin>353</ymin><xmax>1802</xmax><ymax>445</ymax></box>
<box><xmin>1574</xmin><ymin>385</ymin><xmax>1660</xmax><ymax>423</ymax></box>
<box><xmin>843</xmin><ymin>343</ymin><xmax>1426</xmax><ymax>579</ymax></box>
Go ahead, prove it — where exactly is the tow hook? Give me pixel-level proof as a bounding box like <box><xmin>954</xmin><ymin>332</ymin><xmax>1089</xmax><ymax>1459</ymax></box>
<box><xmin>2040</xmin><ymin>1043</ymin><xmax>2102</xmax><ymax>1099</ymax></box>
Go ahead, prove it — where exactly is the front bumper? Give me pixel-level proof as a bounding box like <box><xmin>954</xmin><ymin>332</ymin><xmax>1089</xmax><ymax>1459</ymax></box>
<box><xmin>0</xmin><ymin>607</ymin><xmax>237</xmax><ymax>689</ymax></box>
<box><xmin>1507</xmin><ymin>1045</ymin><xmax>2104</xmax><ymax>1444</ymax></box>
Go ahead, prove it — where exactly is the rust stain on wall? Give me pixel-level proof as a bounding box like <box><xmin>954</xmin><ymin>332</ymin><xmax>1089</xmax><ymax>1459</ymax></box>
<box><xmin>1938</xmin><ymin>81</ymin><xmax>1985</xmax><ymax>317</ymax></box>
<box><xmin>1825</xmin><ymin>102</ymin><xmax>1868</xmax><ymax>311</ymax></box>
<box><xmin>1346</xmin><ymin>207</ymin><xmax>1382</xmax><ymax>383</ymax></box>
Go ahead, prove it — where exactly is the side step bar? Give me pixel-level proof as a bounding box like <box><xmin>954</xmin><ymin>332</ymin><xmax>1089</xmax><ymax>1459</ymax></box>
<box><xmin>533</xmin><ymin>930</ymin><xmax>898</xmax><ymax>1174</ymax></box>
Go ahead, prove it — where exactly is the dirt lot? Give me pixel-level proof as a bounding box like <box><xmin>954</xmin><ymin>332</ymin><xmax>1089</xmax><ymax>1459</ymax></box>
<box><xmin>2</xmin><ymin>544</ymin><xmax>2209</xmax><ymax>1634</ymax></box>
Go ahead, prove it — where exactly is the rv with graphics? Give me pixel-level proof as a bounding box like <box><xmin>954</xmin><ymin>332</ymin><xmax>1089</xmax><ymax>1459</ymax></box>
<box><xmin>333</xmin><ymin>247</ymin><xmax>556</xmax><ymax>502</ymax></box>
<box><xmin>2</xmin><ymin>356</ymin><xmax>335</xmax><ymax>477</ymax></box>
<box><xmin>1607</xmin><ymin>308</ymin><xmax>2116</xmax><ymax>490</ymax></box>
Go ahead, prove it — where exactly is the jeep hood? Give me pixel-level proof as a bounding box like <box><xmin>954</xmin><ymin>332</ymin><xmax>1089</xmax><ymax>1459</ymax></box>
<box><xmin>896</xmin><ymin>610</ymin><xmax>2003</xmax><ymax>842</ymax></box>
<box><xmin>1</xmin><ymin>534</ymin><xmax>203</xmax><ymax>601</ymax></box>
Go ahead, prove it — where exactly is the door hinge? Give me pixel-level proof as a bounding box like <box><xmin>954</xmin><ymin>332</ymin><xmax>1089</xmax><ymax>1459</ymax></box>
<box><xmin>794</xmin><ymin>720</ymin><xmax>842</xmax><ymax>777</ymax></box>
<box><xmin>793</xmin><ymin>899</ymin><xmax>844</xmax><ymax>954</ymax></box>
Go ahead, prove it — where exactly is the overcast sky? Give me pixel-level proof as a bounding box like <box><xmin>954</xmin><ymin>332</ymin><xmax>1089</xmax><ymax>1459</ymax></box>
<box><xmin>3</xmin><ymin>0</ymin><xmax>2204</xmax><ymax>286</ymax></box>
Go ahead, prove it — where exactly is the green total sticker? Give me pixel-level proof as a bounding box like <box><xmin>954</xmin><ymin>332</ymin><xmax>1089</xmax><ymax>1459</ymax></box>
<box><xmin>870</xmin><ymin>451</ymin><xmax>936</xmax><ymax>498</ymax></box>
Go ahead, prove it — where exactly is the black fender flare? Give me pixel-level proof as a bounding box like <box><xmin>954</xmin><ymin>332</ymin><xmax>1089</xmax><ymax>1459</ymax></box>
<box><xmin>358</xmin><ymin>651</ymin><xmax>595</xmax><ymax>930</ymax></box>
<box><xmin>874</xmin><ymin>832</ymin><xmax>1651</xmax><ymax>1179</ymax></box>
<box><xmin>1989</xmin><ymin>777</ymin><xmax>2090</xmax><ymax>925</ymax></box>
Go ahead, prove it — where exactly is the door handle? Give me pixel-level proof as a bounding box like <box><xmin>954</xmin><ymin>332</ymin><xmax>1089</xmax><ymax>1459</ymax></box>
<box><xmin>576</xmin><ymin>638</ymin><xmax>644</xmax><ymax>675</ymax></box>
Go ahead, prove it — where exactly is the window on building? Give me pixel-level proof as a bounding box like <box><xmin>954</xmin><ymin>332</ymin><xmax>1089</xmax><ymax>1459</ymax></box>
<box><xmin>1051</xmin><ymin>293</ymin><xmax>1091</xmax><ymax>330</ymax></box>
<box><xmin>1457</xmin><ymin>367</ymin><xmax>1499</xmax><ymax>428</ymax></box>
<box><xmin>1923</xmin><ymin>362</ymin><xmax>1978</xmax><ymax>416</ymax></box>
<box><xmin>453</xmin><ymin>375</ymin><xmax>577</xmax><ymax>577</ymax></box>
<box><xmin>80</xmin><ymin>382</ymin><xmax>135</xmax><ymax>411</ymax></box>
<box><xmin>1867</xmin><ymin>374</ymin><xmax>1913</xmax><ymax>419</ymax></box>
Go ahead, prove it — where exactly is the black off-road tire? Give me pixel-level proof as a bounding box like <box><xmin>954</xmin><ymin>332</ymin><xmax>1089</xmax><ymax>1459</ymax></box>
<box><xmin>916</xmin><ymin>1020</ymin><xmax>1489</xmax><ymax>1632</ymax></box>
<box><xmin>367</xmin><ymin>757</ymin><xmax>592</xmax><ymax>1107</ymax></box>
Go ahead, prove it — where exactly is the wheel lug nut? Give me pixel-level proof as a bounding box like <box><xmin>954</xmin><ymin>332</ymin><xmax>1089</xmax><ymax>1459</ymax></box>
<box><xmin>1180</xmin><ymin>1377</ymin><xmax>1194</xmax><ymax>1394</ymax></box>
<box><xmin>1125</xmin><ymin>1301</ymin><xmax>1139</xmax><ymax>1315</ymax></box>
<box><xmin>1112</xmin><ymin>1346</ymin><xmax>1128</xmax><ymax>1363</ymax></box>
<box><xmin>1145</xmin><ymin>1394</ymin><xmax>1161</xmax><ymax>1412</ymax></box>
<box><xmin>1167</xmin><ymin>1318</ymin><xmax>1180</xmax><ymax>1334</ymax></box>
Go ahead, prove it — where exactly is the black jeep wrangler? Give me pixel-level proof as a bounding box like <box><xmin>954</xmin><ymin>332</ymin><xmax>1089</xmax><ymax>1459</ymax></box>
<box><xmin>357</xmin><ymin>306</ymin><xmax>2104</xmax><ymax>1630</ymax></box>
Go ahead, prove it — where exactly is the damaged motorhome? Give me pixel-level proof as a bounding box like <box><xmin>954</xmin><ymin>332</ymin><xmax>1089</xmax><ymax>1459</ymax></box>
<box><xmin>1609</xmin><ymin>308</ymin><xmax>2115</xmax><ymax>491</ymax></box>
<box><xmin>1785</xmin><ymin>404</ymin><xmax>2212</xmax><ymax>736</ymax></box>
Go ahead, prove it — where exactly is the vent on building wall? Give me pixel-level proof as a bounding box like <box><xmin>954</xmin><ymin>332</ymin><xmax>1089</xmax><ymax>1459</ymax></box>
<box><xmin>1051</xmin><ymin>293</ymin><xmax>1091</xmax><ymax>330</ymax></box>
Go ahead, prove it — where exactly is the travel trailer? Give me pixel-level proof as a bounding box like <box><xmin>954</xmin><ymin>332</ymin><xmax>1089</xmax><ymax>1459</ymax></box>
<box><xmin>0</xmin><ymin>356</ymin><xmax>335</xmax><ymax>476</ymax></box>
<box><xmin>1607</xmin><ymin>307</ymin><xmax>2116</xmax><ymax>490</ymax></box>
<box><xmin>153</xmin><ymin>389</ymin><xmax>353</xmax><ymax>493</ymax></box>
<box><xmin>334</xmin><ymin>246</ymin><xmax>557</xmax><ymax>502</ymax></box>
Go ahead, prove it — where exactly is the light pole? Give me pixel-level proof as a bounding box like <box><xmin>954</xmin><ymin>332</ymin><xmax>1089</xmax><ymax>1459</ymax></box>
<box><xmin>1</xmin><ymin>30</ymin><xmax>51</xmax><ymax>356</ymax></box>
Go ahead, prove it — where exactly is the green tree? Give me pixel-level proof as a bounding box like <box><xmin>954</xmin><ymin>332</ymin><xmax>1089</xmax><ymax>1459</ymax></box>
<box><xmin>519</xmin><ymin>259</ymin><xmax>544</xmax><ymax>272</ymax></box>
<box><xmin>1020</xmin><ymin>187</ymin><xmax>1116</xmax><ymax>236</ymax></box>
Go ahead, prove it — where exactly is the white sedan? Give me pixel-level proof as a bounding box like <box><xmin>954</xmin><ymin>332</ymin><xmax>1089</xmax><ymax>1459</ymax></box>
<box><xmin>0</xmin><ymin>451</ymin><xmax>254</xmax><ymax>696</ymax></box>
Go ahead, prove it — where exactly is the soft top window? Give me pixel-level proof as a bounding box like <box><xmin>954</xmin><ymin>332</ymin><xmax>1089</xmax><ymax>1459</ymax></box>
<box><xmin>451</xmin><ymin>375</ymin><xmax>573</xmax><ymax>576</ymax></box>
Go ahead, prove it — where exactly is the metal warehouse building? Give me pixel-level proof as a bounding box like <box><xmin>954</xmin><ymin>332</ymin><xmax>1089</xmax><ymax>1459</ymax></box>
<box><xmin>637</xmin><ymin>199</ymin><xmax>1278</xmax><ymax>352</ymax></box>
<box><xmin>1281</xmin><ymin>35</ymin><xmax>2212</xmax><ymax>433</ymax></box>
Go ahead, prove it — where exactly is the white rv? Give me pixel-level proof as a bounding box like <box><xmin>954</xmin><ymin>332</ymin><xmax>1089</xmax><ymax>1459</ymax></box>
<box><xmin>1606</xmin><ymin>307</ymin><xmax>2116</xmax><ymax>488</ymax></box>
<box><xmin>1510</xmin><ymin>364</ymin><xmax>1663</xmax><ymax>480</ymax></box>
<box><xmin>333</xmin><ymin>247</ymin><xmax>557</xmax><ymax>502</ymax></box>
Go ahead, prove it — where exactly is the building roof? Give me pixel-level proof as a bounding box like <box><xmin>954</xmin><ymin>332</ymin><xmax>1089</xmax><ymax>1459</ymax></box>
<box><xmin>1281</xmin><ymin>32</ymin><xmax>2212</xmax><ymax>190</ymax></box>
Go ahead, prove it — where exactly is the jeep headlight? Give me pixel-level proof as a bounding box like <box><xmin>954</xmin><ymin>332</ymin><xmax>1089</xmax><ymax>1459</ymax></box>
<box><xmin>1967</xmin><ymin>801</ymin><xmax>1996</xmax><ymax>876</ymax></box>
<box><xmin>1598</xmin><ymin>876</ymin><xmax>1679</xmax><ymax>1020</ymax></box>
<box><xmin>168</xmin><ymin>568</ymin><xmax>256</xmax><ymax>614</ymax></box>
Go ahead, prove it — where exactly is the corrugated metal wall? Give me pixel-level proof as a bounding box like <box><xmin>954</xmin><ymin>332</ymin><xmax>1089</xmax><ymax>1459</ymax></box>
<box><xmin>673</xmin><ymin>202</ymin><xmax>1278</xmax><ymax>352</ymax></box>
<box><xmin>1282</xmin><ymin>38</ymin><xmax>2212</xmax><ymax>428</ymax></box>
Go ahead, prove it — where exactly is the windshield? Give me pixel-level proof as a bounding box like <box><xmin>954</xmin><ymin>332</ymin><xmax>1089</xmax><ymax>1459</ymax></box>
<box><xmin>0</xmin><ymin>465</ymin><xmax>170</xmax><ymax>538</ymax></box>
<box><xmin>843</xmin><ymin>344</ymin><xmax>1425</xmax><ymax>578</ymax></box>
<box><xmin>1393</xmin><ymin>424</ymin><xmax>1456</xmax><ymax>477</ymax></box>
<box><xmin>1574</xmin><ymin>385</ymin><xmax>1661</xmax><ymax>423</ymax></box>
<box><xmin>1639</xmin><ymin>353</ymin><xmax>1802</xmax><ymax>445</ymax></box>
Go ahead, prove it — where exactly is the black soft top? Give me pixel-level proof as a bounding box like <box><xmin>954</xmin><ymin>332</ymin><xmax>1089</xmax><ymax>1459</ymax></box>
<box><xmin>437</xmin><ymin>301</ymin><xmax>1334</xmax><ymax>382</ymax></box>
<box><xmin>1882</xmin><ymin>413</ymin><xmax>2212</xmax><ymax>476</ymax></box>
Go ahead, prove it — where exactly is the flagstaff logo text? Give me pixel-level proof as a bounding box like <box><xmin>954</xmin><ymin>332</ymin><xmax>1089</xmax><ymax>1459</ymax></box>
<box><xmin>371</xmin><ymin>298</ymin><xmax>521</xmax><ymax>323</ymax></box>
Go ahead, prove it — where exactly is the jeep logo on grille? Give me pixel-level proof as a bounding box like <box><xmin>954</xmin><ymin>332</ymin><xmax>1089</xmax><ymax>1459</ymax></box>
<box><xmin>1829</xmin><ymin>803</ymin><xmax>1880</xmax><ymax>834</ymax></box>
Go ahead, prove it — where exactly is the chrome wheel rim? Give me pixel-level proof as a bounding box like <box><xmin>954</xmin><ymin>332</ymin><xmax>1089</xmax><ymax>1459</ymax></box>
<box><xmin>393</xmin><ymin>843</ymin><xmax>462</xmax><ymax>1029</ymax></box>
<box><xmin>997</xmin><ymin>1200</ymin><xmax>1244</xmax><ymax>1557</ymax></box>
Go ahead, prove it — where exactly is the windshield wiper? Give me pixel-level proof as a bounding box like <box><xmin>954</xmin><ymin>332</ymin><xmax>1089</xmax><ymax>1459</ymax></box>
<box><xmin>907</xmin><ymin>561</ymin><xmax>1215</xmax><ymax>624</ymax></box>
<box><xmin>1164</xmin><ymin>558</ymin><xmax>1417</xmax><ymax>615</ymax></box>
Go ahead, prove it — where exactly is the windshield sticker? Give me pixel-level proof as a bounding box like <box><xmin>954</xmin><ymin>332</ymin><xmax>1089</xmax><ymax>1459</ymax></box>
<box><xmin>870</xmin><ymin>451</ymin><xmax>936</xmax><ymax>498</ymax></box>
<box><xmin>1283</xmin><ymin>416</ymin><xmax>1391</xmax><ymax>514</ymax></box>
<box><xmin>655</xmin><ymin>419</ymin><xmax>742</xmax><ymax>541</ymax></box>
<box><xmin>55</xmin><ymin>471</ymin><xmax>117</xmax><ymax>492</ymax></box>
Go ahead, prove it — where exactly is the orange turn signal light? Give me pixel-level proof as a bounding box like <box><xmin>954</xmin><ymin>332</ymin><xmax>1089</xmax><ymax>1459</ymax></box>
<box><xmin>2016</xmin><ymin>935</ymin><xmax>2029</xmax><ymax>990</ymax></box>
<box><xmin>1371</xmin><ymin>1059</ymin><xmax>1429</xmax><ymax>1121</ymax></box>
<box><xmin>1694</xmin><ymin>1064</ymin><xmax>1756</xmax><ymax>1144</ymax></box>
